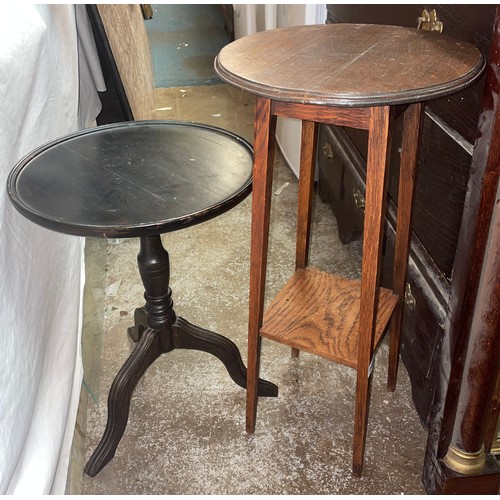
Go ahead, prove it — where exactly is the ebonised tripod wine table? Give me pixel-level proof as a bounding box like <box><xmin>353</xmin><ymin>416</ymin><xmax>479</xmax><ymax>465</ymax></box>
<box><xmin>215</xmin><ymin>23</ymin><xmax>484</xmax><ymax>475</ymax></box>
<box><xmin>7</xmin><ymin>120</ymin><xmax>278</xmax><ymax>477</ymax></box>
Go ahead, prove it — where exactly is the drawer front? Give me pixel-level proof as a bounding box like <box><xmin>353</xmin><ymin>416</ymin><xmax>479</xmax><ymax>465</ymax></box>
<box><xmin>408</xmin><ymin>116</ymin><xmax>473</xmax><ymax>277</ymax></box>
<box><xmin>317</xmin><ymin>125</ymin><xmax>365</xmax><ymax>244</ymax></box>
<box><xmin>319</xmin><ymin>121</ymin><xmax>449</xmax><ymax>424</ymax></box>
<box><xmin>320</xmin><ymin>115</ymin><xmax>473</xmax><ymax>279</ymax></box>
<box><xmin>400</xmin><ymin>279</ymin><xmax>444</xmax><ymax>425</ymax></box>
<box><xmin>319</xmin><ymin>3</ymin><xmax>496</xmax><ymax>430</ymax></box>
<box><xmin>380</xmin><ymin>233</ymin><xmax>444</xmax><ymax>425</ymax></box>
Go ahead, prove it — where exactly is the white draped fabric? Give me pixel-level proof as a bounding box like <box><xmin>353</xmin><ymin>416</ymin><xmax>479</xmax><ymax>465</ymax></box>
<box><xmin>0</xmin><ymin>5</ymin><xmax>104</xmax><ymax>494</ymax></box>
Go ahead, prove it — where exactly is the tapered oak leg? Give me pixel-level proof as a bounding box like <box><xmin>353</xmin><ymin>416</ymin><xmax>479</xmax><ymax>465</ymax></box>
<box><xmin>246</xmin><ymin>97</ymin><xmax>277</xmax><ymax>433</ymax></box>
<box><xmin>387</xmin><ymin>102</ymin><xmax>424</xmax><ymax>392</ymax></box>
<box><xmin>292</xmin><ymin>120</ymin><xmax>319</xmax><ymax>358</ymax></box>
<box><xmin>295</xmin><ymin>120</ymin><xmax>319</xmax><ymax>270</ymax></box>
<box><xmin>353</xmin><ymin>105</ymin><xmax>392</xmax><ymax>476</ymax></box>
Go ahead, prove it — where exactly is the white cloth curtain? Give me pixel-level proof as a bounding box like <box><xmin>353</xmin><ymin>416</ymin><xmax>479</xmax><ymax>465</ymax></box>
<box><xmin>0</xmin><ymin>4</ymin><xmax>104</xmax><ymax>494</ymax></box>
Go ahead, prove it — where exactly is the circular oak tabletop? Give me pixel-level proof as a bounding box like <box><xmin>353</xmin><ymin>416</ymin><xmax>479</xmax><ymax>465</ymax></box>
<box><xmin>7</xmin><ymin>121</ymin><xmax>253</xmax><ymax>238</ymax></box>
<box><xmin>214</xmin><ymin>23</ymin><xmax>485</xmax><ymax>107</ymax></box>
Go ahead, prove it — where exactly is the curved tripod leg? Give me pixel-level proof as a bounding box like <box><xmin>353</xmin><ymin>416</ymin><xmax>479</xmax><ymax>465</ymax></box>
<box><xmin>172</xmin><ymin>316</ymin><xmax>278</xmax><ymax>397</ymax></box>
<box><xmin>84</xmin><ymin>327</ymin><xmax>163</xmax><ymax>477</ymax></box>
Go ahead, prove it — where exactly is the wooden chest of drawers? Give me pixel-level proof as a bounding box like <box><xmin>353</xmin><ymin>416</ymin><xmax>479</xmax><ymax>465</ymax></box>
<box><xmin>318</xmin><ymin>4</ymin><xmax>497</xmax><ymax>425</ymax></box>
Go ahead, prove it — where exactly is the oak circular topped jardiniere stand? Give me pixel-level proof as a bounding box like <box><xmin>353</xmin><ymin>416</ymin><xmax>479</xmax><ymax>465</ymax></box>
<box><xmin>6</xmin><ymin>120</ymin><xmax>278</xmax><ymax>477</ymax></box>
<box><xmin>214</xmin><ymin>23</ymin><xmax>484</xmax><ymax>476</ymax></box>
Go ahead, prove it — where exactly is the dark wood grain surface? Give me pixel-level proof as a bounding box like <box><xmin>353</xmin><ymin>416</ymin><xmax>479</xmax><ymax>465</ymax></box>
<box><xmin>215</xmin><ymin>23</ymin><xmax>484</xmax><ymax>107</ymax></box>
<box><xmin>7</xmin><ymin>121</ymin><xmax>253</xmax><ymax>238</ymax></box>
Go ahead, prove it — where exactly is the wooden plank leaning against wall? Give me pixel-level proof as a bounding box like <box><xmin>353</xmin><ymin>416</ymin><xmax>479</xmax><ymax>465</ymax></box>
<box><xmin>96</xmin><ymin>4</ymin><xmax>156</xmax><ymax>121</ymax></box>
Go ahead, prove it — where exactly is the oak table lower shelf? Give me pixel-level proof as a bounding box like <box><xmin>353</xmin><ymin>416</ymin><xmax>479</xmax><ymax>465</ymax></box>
<box><xmin>260</xmin><ymin>268</ymin><xmax>398</xmax><ymax>369</ymax></box>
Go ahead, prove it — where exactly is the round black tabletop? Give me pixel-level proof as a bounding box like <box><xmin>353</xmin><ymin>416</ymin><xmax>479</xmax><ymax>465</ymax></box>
<box><xmin>7</xmin><ymin>121</ymin><xmax>253</xmax><ymax>238</ymax></box>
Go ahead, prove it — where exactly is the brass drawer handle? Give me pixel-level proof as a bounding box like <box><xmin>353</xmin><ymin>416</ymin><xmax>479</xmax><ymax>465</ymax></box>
<box><xmin>417</xmin><ymin>9</ymin><xmax>443</xmax><ymax>33</ymax></box>
<box><xmin>405</xmin><ymin>282</ymin><xmax>416</xmax><ymax>311</ymax></box>
<box><xmin>353</xmin><ymin>188</ymin><xmax>365</xmax><ymax>211</ymax></box>
<box><xmin>322</xmin><ymin>142</ymin><xmax>333</xmax><ymax>160</ymax></box>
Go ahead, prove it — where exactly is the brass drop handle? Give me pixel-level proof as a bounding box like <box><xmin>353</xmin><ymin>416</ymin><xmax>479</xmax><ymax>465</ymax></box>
<box><xmin>417</xmin><ymin>9</ymin><xmax>443</xmax><ymax>33</ymax></box>
<box><xmin>322</xmin><ymin>142</ymin><xmax>333</xmax><ymax>160</ymax></box>
<box><xmin>352</xmin><ymin>188</ymin><xmax>365</xmax><ymax>211</ymax></box>
<box><xmin>404</xmin><ymin>282</ymin><xmax>416</xmax><ymax>311</ymax></box>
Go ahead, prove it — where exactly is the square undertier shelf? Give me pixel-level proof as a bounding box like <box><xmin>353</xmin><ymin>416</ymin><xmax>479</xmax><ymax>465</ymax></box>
<box><xmin>260</xmin><ymin>268</ymin><xmax>398</xmax><ymax>369</ymax></box>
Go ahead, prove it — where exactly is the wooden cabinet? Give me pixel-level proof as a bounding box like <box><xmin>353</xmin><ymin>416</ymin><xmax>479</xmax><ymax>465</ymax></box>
<box><xmin>319</xmin><ymin>3</ymin><xmax>495</xmax><ymax>423</ymax></box>
<box><xmin>319</xmin><ymin>4</ymin><xmax>500</xmax><ymax>493</ymax></box>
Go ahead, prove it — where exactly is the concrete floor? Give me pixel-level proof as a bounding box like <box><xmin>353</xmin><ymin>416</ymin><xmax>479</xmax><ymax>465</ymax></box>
<box><xmin>74</xmin><ymin>84</ymin><xmax>428</xmax><ymax>494</ymax></box>
<box><xmin>145</xmin><ymin>4</ymin><xmax>231</xmax><ymax>87</ymax></box>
